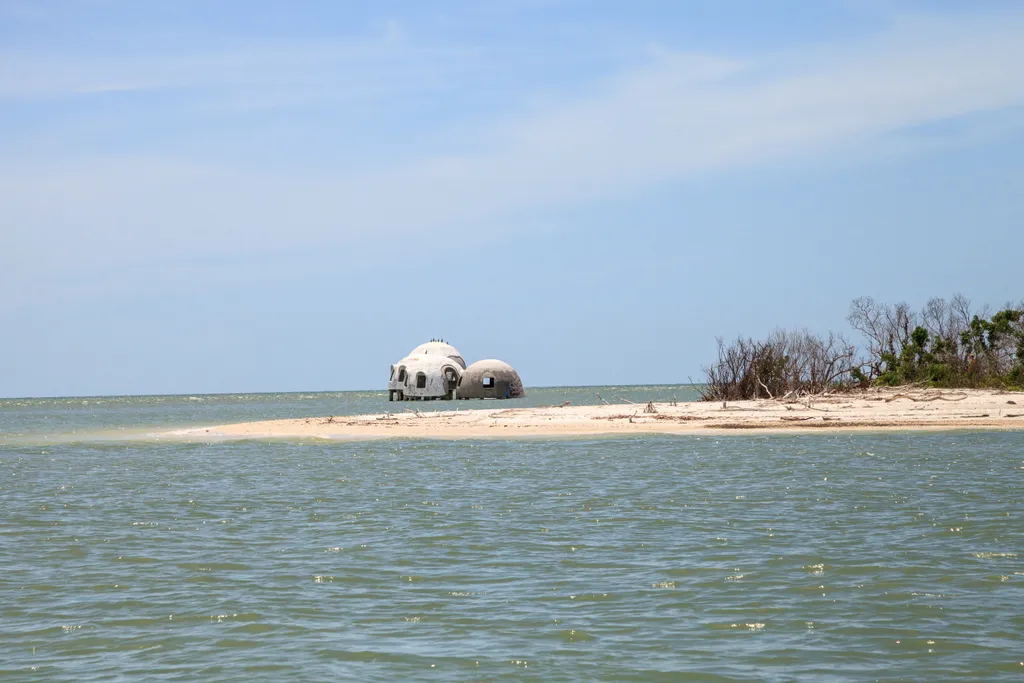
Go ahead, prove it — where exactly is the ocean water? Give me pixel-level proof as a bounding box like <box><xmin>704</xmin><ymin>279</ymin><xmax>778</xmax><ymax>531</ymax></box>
<box><xmin>0</xmin><ymin>385</ymin><xmax>700</xmax><ymax>447</ymax></box>
<box><xmin>1</xmin><ymin>388</ymin><xmax>1021</xmax><ymax>681</ymax></box>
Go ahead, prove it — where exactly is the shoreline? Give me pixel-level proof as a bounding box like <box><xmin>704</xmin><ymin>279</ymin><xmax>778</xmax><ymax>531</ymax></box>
<box><xmin>167</xmin><ymin>388</ymin><xmax>1024</xmax><ymax>441</ymax></box>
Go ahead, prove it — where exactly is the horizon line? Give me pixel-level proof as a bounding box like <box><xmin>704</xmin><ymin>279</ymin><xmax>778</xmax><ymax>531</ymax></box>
<box><xmin>0</xmin><ymin>382</ymin><xmax>703</xmax><ymax>402</ymax></box>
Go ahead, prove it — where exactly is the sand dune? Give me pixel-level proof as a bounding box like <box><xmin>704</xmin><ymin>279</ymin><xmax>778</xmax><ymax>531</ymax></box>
<box><xmin>167</xmin><ymin>388</ymin><xmax>1024</xmax><ymax>440</ymax></box>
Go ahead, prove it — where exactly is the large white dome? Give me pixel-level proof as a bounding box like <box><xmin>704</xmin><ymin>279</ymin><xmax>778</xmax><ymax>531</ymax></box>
<box><xmin>407</xmin><ymin>341</ymin><xmax>466</xmax><ymax>369</ymax></box>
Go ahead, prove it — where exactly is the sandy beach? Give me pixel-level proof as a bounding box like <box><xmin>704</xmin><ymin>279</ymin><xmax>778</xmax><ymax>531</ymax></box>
<box><xmin>169</xmin><ymin>387</ymin><xmax>1024</xmax><ymax>440</ymax></box>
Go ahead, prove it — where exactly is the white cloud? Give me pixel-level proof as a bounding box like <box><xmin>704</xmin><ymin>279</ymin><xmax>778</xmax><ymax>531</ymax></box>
<box><xmin>3</xmin><ymin>10</ymin><xmax>1024</xmax><ymax>297</ymax></box>
<box><xmin>0</xmin><ymin>31</ymin><xmax>479</xmax><ymax>103</ymax></box>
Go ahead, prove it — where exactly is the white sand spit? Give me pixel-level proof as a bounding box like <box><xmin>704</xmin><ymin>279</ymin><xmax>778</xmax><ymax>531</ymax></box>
<box><xmin>166</xmin><ymin>388</ymin><xmax>1024</xmax><ymax>441</ymax></box>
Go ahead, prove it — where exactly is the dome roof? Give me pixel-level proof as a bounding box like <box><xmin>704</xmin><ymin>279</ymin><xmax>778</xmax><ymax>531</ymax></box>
<box><xmin>459</xmin><ymin>359</ymin><xmax>524</xmax><ymax>399</ymax></box>
<box><xmin>396</xmin><ymin>355</ymin><xmax>464</xmax><ymax>373</ymax></box>
<box><xmin>408</xmin><ymin>341</ymin><xmax>466</xmax><ymax>369</ymax></box>
<box><xmin>463</xmin><ymin>359</ymin><xmax>517</xmax><ymax>374</ymax></box>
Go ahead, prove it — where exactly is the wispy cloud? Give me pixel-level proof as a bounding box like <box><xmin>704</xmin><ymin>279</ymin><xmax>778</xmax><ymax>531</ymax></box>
<box><xmin>3</xmin><ymin>9</ymin><xmax>1024</xmax><ymax>296</ymax></box>
<box><xmin>0</xmin><ymin>38</ymin><xmax>479</xmax><ymax>104</ymax></box>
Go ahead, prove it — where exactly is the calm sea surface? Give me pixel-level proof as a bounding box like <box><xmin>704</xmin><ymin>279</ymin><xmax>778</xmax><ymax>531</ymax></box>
<box><xmin>1</xmin><ymin>387</ymin><xmax>1021</xmax><ymax>681</ymax></box>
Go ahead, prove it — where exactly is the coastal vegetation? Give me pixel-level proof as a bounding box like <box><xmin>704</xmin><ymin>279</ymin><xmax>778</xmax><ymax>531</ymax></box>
<box><xmin>700</xmin><ymin>294</ymin><xmax>1024</xmax><ymax>401</ymax></box>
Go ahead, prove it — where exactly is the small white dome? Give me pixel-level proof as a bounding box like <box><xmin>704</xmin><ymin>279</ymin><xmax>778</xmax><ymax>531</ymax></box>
<box><xmin>459</xmin><ymin>359</ymin><xmax>524</xmax><ymax>399</ymax></box>
<box><xmin>464</xmin><ymin>359</ymin><xmax>515</xmax><ymax>373</ymax></box>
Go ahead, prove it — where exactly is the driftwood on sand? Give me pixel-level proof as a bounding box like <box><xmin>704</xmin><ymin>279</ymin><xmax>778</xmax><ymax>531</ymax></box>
<box><xmin>170</xmin><ymin>387</ymin><xmax>1024</xmax><ymax>441</ymax></box>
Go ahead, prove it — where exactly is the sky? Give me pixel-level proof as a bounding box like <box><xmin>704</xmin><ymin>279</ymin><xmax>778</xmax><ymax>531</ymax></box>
<box><xmin>2</xmin><ymin>0</ymin><xmax>1023</xmax><ymax>397</ymax></box>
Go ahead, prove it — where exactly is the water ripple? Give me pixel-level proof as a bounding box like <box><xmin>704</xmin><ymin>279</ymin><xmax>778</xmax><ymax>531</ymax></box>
<box><xmin>1</xmin><ymin>431</ymin><xmax>1021</xmax><ymax>680</ymax></box>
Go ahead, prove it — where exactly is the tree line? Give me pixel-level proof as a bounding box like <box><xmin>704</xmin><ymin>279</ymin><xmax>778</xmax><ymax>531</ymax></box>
<box><xmin>700</xmin><ymin>294</ymin><xmax>1024</xmax><ymax>401</ymax></box>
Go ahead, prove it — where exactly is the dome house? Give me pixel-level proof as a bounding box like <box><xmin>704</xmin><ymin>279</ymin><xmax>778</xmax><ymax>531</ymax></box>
<box><xmin>457</xmin><ymin>359</ymin><xmax>525</xmax><ymax>399</ymax></box>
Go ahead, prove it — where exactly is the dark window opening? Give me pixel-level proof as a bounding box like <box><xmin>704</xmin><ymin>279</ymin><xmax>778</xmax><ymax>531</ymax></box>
<box><xmin>483</xmin><ymin>377</ymin><xmax>495</xmax><ymax>388</ymax></box>
<box><xmin>416</xmin><ymin>373</ymin><xmax>427</xmax><ymax>389</ymax></box>
<box><xmin>398</xmin><ymin>368</ymin><xmax>407</xmax><ymax>383</ymax></box>
<box><xmin>389</xmin><ymin>366</ymin><xmax>395</xmax><ymax>380</ymax></box>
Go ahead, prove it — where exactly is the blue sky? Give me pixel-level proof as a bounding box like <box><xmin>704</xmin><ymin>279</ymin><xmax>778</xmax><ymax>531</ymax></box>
<box><xmin>2</xmin><ymin>0</ymin><xmax>1023</xmax><ymax>397</ymax></box>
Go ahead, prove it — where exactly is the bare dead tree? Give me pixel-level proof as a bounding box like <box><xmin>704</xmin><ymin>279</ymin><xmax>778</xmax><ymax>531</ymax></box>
<box><xmin>704</xmin><ymin>294</ymin><xmax>1022</xmax><ymax>399</ymax></box>
<box><xmin>848</xmin><ymin>297</ymin><xmax>920</xmax><ymax>381</ymax></box>
<box><xmin>700</xmin><ymin>330</ymin><xmax>858</xmax><ymax>401</ymax></box>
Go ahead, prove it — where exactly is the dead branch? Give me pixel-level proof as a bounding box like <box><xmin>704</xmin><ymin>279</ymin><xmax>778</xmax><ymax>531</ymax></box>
<box><xmin>884</xmin><ymin>393</ymin><xmax>968</xmax><ymax>403</ymax></box>
<box><xmin>798</xmin><ymin>395</ymin><xmax>829</xmax><ymax>412</ymax></box>
<box><xmin>651</xmin><ymin>413</ymin><xmax>707</xmax><ymax>421</ymax></box>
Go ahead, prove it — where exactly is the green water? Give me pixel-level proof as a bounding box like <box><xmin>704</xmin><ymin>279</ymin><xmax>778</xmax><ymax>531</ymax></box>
<box><xmin>1</xmin><ymin>389</ymin><xmax>1021</xmax><ymax>681</ymax></box>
